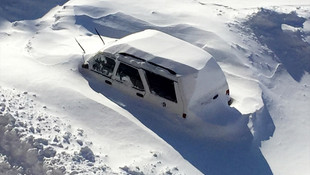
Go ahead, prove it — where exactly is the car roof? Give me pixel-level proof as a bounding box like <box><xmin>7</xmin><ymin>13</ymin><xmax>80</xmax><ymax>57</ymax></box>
<box><xmin>102</xmin><ymin>29</ymin><xmax>213</xmax><ymax>75</ymax></box>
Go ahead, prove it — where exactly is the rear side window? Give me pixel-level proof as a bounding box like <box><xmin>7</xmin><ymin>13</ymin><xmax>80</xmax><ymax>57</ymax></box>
<box><xmin>145</xmin><ymin>70</ymin><xmax>177</xmax><ymax>102</ymax></box>
<box><xmin>116</xmin><ymin>63</ymin><xmax>144</xmax><ymax>91</ymax></box>
<box><xmin>92</xmin><ymin>54</ymin><xmax>115</xmax><ymax>77</ymax></box>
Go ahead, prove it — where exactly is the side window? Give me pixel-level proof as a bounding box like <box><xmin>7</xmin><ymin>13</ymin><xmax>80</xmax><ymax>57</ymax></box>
<box><xmin>115</xmin><ymin>63</ymin><xmax>144</xmax><ymax>91</ymax></box>
<box><xmin>92</xmin><ymin>54</ymin><xmax>115</xmax><ymax>77</ymax></box>
<box><xmin>145</xmin><ymin>70</ymin><xmax>177</xmax><ymax>103</ymax></box>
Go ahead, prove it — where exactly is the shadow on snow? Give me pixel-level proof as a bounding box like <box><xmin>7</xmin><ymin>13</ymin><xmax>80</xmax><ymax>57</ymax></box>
<box><xmin>0</xmin><ymin>0</ymin><xmax>68</xmax><ymax>22</ymax></box>
<box><xmin>247</xmin><ymin>8</ymin><xmax>310</xmax><ymax>82</ymax></box>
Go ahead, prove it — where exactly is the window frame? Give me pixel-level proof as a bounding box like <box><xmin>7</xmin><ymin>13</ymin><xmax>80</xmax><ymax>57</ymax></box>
<box><xmin>114</xmin><ymin>62</ymin><xmax>145</xmax><ymax>92</ymax></box>
<box><xmin>91</xmin><ymin>53</ymin><xmax>116</xmax><ymax>78</ymax></box>
<box><xmin>144</xmin><ymin>70</ymin><xmax>178</xmax><ymax>103</ymax></box>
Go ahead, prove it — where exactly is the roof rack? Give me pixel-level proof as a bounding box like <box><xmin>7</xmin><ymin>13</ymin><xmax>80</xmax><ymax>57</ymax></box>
<box><xmin>147</xmin><ymin>62</ymin><xmax>177</xmax><ymax>75</ymax></box>
<box><xmin>119</xmin><ymin>52</ymin><xmax>146</xmax><ymax>62</ymax></box>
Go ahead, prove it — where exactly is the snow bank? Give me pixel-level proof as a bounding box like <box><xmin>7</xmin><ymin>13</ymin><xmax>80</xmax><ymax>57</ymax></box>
<box><xmin>0</xmin><ymin>87</ymin><xmax>114</xmax><ymax>174</ymax></box>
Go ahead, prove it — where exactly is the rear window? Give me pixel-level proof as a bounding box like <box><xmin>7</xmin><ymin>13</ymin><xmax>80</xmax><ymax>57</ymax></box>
<box><xmin>92</xmin><ymin>54</ymin><xmax>115</xmax><ymax>77</ymax></box>
<box><xmin>145</xmin><ymin>70</ymin><xmax>177</xmax><ymax>102</ymax></box>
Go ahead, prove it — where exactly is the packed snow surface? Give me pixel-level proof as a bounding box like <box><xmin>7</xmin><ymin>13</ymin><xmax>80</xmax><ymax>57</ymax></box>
<box><xmin>0</xmin><ymin>0</ymin><xmax>309</xmax><ymax>175</ymax></box>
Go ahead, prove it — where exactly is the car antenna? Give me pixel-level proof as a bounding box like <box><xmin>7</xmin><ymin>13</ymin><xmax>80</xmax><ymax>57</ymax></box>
<box><xmin>74</xmin><ymin>38</ymin><xmax>86</xmax><ymax>62</ymax></box>
<box><xmin>95</xmin><ymin>28</ymin><xmax>105</xmax><ymax>46</ymax></box>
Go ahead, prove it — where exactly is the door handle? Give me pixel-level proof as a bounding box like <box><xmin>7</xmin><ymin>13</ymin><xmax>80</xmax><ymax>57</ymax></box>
<box><xmin>136</xmin><ymin>93</ymin><xmax>144</xmax><ymax>98</ymax></box>
<box><xmin>105</xmin><ymin>80</ymin><xmax>112</xmax><ymax>85</ymax></box>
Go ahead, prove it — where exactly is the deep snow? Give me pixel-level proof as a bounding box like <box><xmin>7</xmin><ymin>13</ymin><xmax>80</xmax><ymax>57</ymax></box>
<box><xmin>0</xmin><ymin>0</ymin><xmax>309</xmax><ymax>175</ymax></box>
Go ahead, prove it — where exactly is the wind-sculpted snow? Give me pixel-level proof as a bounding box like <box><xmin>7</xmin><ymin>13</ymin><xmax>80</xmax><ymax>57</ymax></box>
<box><xmin>75</xmin><ymin>12</ymin><xmax>222</xmax><ymax>49</ymax></box>
<box><xmin>249</xmin><ymin>97</ymin><xmax>275</xmax><ymax>147</ymax></box>
<box><xmin>247</xmin><ymin>8</ymin><xmax>310</xmax><ymax>82</ymax></box>
<box><xmin>75</xmin><ymin>12</ymin><xmax>151</xmax><ymax>39</ymax></box>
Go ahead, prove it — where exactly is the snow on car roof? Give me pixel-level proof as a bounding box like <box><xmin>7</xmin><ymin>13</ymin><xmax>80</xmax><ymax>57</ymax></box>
<box><xmin>102</xmin><ymin>29</ymin><xmax>213</xmax><ymax>75</ymax></box>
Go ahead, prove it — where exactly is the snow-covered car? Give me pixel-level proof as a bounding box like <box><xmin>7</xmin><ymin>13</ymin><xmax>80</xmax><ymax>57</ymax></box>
<box><xmin>81</xmin><ymin>29</ymin><xmax>231</xmax><ymax>118</ymax></box>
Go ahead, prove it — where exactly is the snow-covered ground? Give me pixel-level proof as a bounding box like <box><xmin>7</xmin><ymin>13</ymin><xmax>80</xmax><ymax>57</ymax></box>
<box><xmin>0</xmin><ymin>0</ymin><xmax>309</xmax><ymax>174</ymax></box>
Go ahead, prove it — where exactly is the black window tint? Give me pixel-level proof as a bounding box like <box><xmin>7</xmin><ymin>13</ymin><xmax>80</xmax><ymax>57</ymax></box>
<box><xmin>92</xmin><ymin>54</ymin><xmax>115</xmax><ymax>77</ymax></box>
<box><xmin>145</xmin><ymin>70</ymin><xmax>177</xmax><ymax>102</ymax></box>
<box><xmin>116</xmin><ymin>63</ymin><xmax>144</xmax><ymax>91</ymax></box>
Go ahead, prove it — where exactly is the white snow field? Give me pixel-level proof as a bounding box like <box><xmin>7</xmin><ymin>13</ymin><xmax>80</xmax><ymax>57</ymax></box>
<box><xmin>0</xmin><ymin>0</ymin><xmax>309</xmax><ymax>175</ymax></box>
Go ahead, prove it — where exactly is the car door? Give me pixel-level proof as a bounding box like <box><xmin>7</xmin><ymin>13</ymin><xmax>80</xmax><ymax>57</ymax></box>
<box><xmin>143</xmin><ymin>70</ymin><xmax>184</xmax><ymax>115</ymax></box>
<box><xmin>90</xmin><ymin>53</ymin><xmax>116</xmax><ymax>85</ymax></box>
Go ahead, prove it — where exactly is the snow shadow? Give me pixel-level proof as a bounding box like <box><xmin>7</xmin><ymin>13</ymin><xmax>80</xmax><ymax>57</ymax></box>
<box><xmin>251</xmin><ymin>95</ymin><xmax>276</xmax><ymax>147</ymax></box>
<box><xmin>247</xmin><ymin>9</ymin><xmax>310</xmax><ymax>82</ymax></box>
<box><xmin>0</xmin><ymin>0</ymin><xmax>68</xmax><ymax>22</ymax></box>
<box><xmin>81</xmin><ymin>69</ymin><xmax>272</xmax><ymax>175</ymax></box>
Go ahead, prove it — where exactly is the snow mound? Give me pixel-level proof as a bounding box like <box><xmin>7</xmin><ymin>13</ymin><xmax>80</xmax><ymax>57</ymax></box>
<box><xmin>0</xmin><ymin>87</ymin><xmax>114</xmax><ymax>174</ymax></box>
